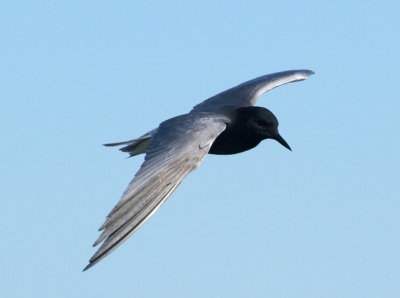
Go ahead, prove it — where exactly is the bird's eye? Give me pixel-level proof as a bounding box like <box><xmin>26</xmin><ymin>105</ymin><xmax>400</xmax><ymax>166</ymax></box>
<box><xmin>255</xmin><ymin>119</ymin><xmax>262</xmax><ymax>126</ymax></box>
<box><xmin>256</xmin><ymin>119</ymin><xmax>268</xmax><ymax>126</ymax></box>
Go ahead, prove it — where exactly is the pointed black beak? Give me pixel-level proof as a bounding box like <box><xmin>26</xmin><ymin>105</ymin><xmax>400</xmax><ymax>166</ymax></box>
<box><xmin>274</xmin><ymin>133</ymin><xmax>291</xmax><ymax>151</ymax></box>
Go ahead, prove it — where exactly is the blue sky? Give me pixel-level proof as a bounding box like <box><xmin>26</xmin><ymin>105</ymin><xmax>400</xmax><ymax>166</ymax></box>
<box><xmin>1</xmin><ymin>1</ymin><xmax>399</xmax><ymax>297</ymax></box>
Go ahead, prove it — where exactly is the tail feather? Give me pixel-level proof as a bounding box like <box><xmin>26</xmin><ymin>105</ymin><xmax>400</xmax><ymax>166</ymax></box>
<box><xmin>103</xmin><ymin>129</ymin><xmax>156</xmax><ymax>157</ymax></box>
<box><xmin>103</xmin><ymin>140</ymin><xmax>136</xmax><ymax>147</ymax></box>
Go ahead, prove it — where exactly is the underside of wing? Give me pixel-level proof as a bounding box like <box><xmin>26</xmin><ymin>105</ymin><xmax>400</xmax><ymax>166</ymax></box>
<box><xmin>192</xmin><ymin>69</ymin><xmax>314</xmax><ymax>112</ymax></box>
<box><xmin>84</xmin><ymin>113</ymin><xmax>227</xmax><ymax>270</ymax></box>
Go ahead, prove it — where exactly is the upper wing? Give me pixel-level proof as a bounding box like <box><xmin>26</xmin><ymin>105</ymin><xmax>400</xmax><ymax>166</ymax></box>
<box><xmin>192</xmin><ymin>70</ymin><xmax>314</xmax><ymax>112</ymax></box>
<box><xmin>84</xmin><ymin>113</ymin><xmax>227</xmax><ymax>271</ymax></box>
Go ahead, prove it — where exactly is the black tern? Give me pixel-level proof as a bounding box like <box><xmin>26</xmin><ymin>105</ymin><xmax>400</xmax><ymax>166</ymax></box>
<box><xmin>84</xmin><ymin>69</ymin><xmax>314</xmax><ymax>271</ymax></box>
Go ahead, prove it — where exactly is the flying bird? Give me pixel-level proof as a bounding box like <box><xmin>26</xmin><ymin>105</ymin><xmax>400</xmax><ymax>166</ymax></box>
<box><xmin>84</xmin><ymin>69</ymin><xmax>314</xmax><ymax>271</ymax></box>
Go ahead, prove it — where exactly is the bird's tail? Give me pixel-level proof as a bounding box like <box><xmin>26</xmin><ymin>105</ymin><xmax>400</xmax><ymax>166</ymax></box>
<box><xmin>104</xmin><ymin>129</ymin><xmax>156</xmax><ymax>157</ymax></box>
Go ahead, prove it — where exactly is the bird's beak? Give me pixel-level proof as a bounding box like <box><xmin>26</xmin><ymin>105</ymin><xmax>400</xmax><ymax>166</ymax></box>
<box><xmin>274</xmin><ymin>133</ymin><xmax>291</xmax><ymax>151</ymax></box>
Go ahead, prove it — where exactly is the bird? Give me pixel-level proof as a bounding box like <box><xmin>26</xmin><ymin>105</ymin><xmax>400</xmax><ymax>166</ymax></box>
<box><xmin>83</xmin><ymin>69</ymin><xmax>314</xmax><ymax>271</ymax></box>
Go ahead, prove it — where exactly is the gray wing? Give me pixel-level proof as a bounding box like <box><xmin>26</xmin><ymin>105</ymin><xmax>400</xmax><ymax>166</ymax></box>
<box><xmin>84</xmin><ymin>113</ymin><xmax>227</xmax><ymax>271</ymax></box>
<box><xmin>192</xmin><ymin>69</ymin><xmax>314</xmax><ymax>112</ymax></box>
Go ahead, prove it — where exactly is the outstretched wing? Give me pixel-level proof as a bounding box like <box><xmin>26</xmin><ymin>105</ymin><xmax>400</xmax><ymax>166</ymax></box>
<box><xmin>192</xmin><ymin>69</ymin><xmax>314</xmax><ymax>112</ymax></box>
<box><xmin>84</xmin><ymin>113</ymin><xmax>227</xmax><ymax>271</ymax></box>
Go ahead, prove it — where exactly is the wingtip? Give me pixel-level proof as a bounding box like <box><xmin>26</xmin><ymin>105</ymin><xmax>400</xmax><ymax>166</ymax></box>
<box><xmin>82</xmin><ymin>263</ymin><xmax>92</xmax><ymax>272</ymax></box>
<box><xmin>83</xmin><ymin>257</ymin><xmax>101</xmax><ymax>271</ymax></box>
<box><xmin>278</xmin><ymin>69</ymin><xmax>315</xmax><ymax>81</ymax></box>
<box><xmin>295</xmin><ymin>69</ymin><xmax>314</xmax><ymax>77</ymax></box>
<box><xmin>303</xmin><ymin>69</ymin><xmax>315</xmax><ymax>76</ymax></box>
<box><xmin>295</xmin><ymin>69</ymin><xmax>314</xmax><ymax>82</ymax></box>
<box><xmin>103</xmin><ymin>143</ymin><xmax>116</xmax><ymax>147</ymax></box>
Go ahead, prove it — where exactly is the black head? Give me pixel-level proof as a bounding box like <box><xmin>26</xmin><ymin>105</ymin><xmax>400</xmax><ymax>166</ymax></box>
<box><xmin>237</xmin><ymin>106</ymin><xmax>291</xmax><ymax>151</ymax></box>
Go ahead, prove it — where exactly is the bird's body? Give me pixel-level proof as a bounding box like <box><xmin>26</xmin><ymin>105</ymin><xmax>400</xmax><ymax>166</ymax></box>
<box><xmin>84</xmin><ymin>69</ymin><xmax>314</xmax><ymax>271</ymax></box>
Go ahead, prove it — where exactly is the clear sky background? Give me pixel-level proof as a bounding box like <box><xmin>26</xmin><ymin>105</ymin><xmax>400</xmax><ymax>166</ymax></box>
<box><xmin>1</xmin><ymin>1</ymin><xmax>399</xmax><ymax>297</ymax></box>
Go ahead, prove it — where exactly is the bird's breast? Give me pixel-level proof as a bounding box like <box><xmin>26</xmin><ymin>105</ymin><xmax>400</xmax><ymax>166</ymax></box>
<box><xmin>208</xmin><ymin>129</ymin><xmax>262</xmax><ymax>155</ymax></box>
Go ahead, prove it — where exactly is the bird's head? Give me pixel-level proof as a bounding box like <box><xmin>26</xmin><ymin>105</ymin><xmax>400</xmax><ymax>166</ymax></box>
<box><xmin>239</xmin><ymin>107</ymin><xmax>291</xmax><ymax>151</ymax></box>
